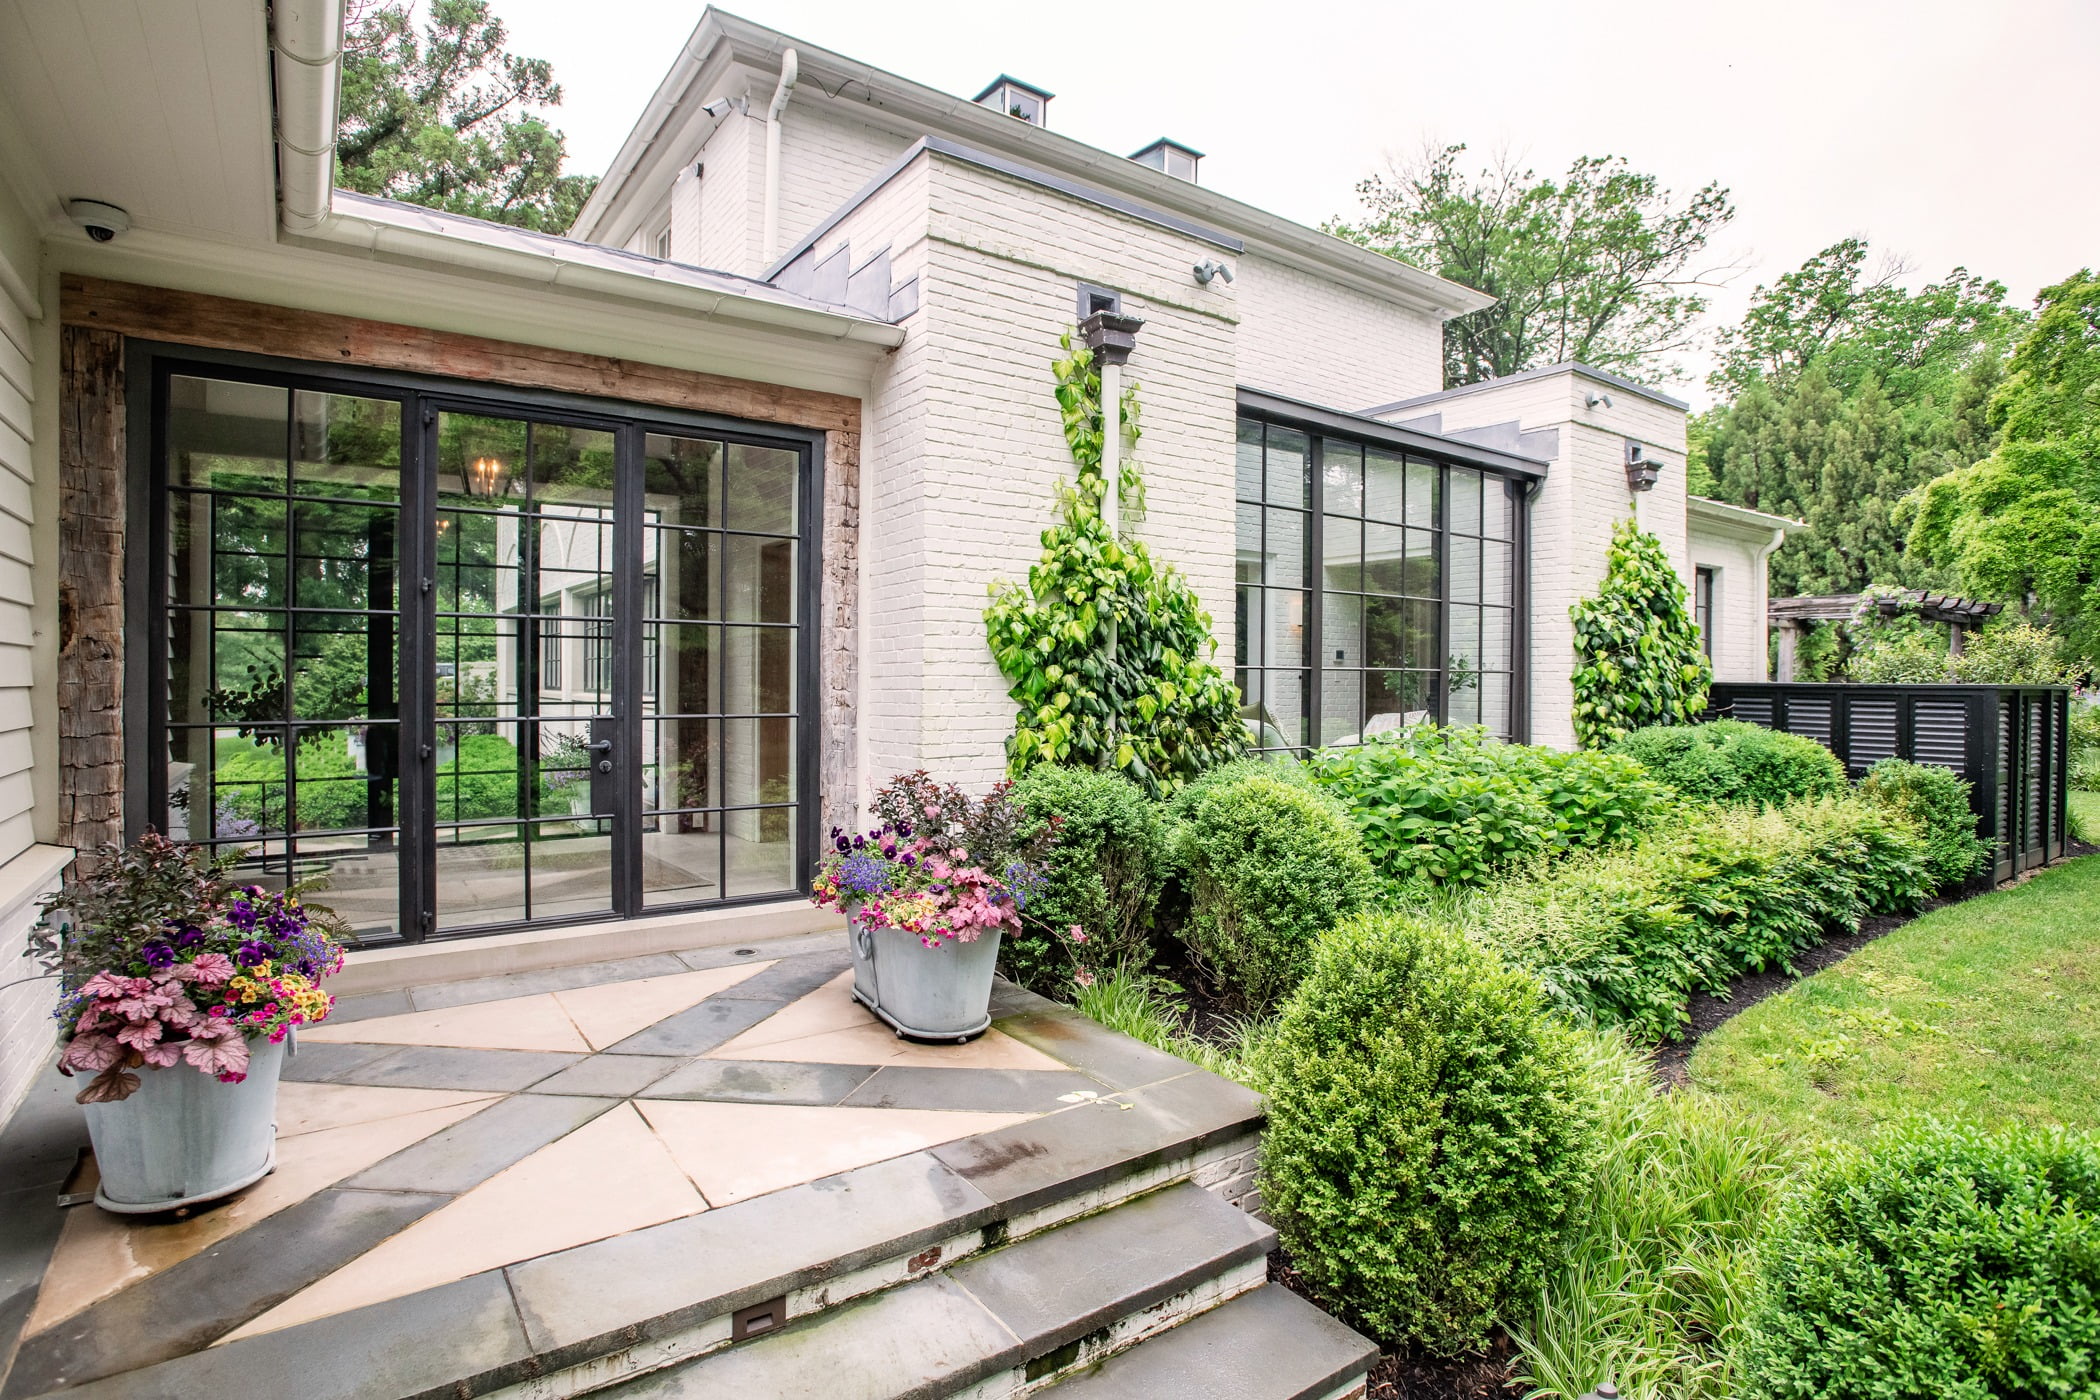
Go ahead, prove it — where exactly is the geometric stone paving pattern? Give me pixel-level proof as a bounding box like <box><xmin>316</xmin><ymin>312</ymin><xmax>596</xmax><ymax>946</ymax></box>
<box><xmin>5</xmin><ymin>942</ymin><xmax>1135</xmax><ymax>1393</ymax></box>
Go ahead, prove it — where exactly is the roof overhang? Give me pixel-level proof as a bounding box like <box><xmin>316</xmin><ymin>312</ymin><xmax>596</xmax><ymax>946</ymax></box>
<box><xmin>1368</xmin><ymin>361</ymin><xmax>1692</xmax><ymax>418</ymax></box>
<box><xmin>1239</xmin><ymin>386</ymin><xmax>1550</xmax><ymax>479</ymax></box>
<box><xmin>1687</xmin><ymin>494</ymin><xmax>1804</xmax><ymax>539</ymax></box>
<box><xmin>574</xmin><ymin>7</ymin><xmax>1497</xmax><ymax>322</ymax></box>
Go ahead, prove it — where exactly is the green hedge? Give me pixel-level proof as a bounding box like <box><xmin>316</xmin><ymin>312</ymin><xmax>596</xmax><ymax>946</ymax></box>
<box><xmin>1258</xmin><ymin>911</ymin><xmax>1602</xmax><ymax>1355</ymax></box>
<box><xmin>1166</xmin><ymin>759</ymin><xmax>1372</xmax><ymax>1008</ymax></box>
<box><xmin>1740</xmin><ymin>1120</ymin><xmax>2100</xmax><ymax>1398</ymax></box>
<box><xmin>213</xmin><ymin>731</ymin><xmax>562</xmax><ymax>834</ymax></box>
<box><xmin>1610</xmin><ymin>719</ymin><xmax>1847</xmax><ymax>809</ymax></box>
<box><xmin>1856</xmin><ymin>757</ymin><xmax>1993</xmax><ymax>890</ymax></box>
<box><xmin>1466</xmin><ymin>795</ymin><xmax>1931</xmax><ymax>1041</ymax></box>
<box><xmin>1007</xmin><ymin>765</ymin><xmax>1166</xmax><ymax>994</ymax></box>
<box><xmin>1307</xmin><ymin>725</ymin><xmax>1672</xmax><ymax>889</ymax></box>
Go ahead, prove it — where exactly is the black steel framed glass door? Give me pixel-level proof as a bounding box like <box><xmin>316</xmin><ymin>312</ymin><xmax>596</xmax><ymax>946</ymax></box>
<box><xmin>138</xmin><ymin>352</ymin><xmax>819</xmax><ymax>944</ymax></box>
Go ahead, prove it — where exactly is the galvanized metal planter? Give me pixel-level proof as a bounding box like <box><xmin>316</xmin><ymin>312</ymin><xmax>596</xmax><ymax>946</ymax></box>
<box><xmin>848</xmin><ymin>922</ymin><xmax>1002</xmax><ymax>1043</ymax></box>
<box><xmin>82</xmin><ymin>1035</ymin><xmax>286</xmax><ymax>1214</ymax></box>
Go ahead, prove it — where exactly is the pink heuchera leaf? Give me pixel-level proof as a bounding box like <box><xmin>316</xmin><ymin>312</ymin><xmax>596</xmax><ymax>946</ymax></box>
<box><xmin>171</xmin><ymin>953</ymin><xmax>235</xmax><ymax>987</ymax></box>
<box><xmin>60</xmin><ymin>1032</ymin><xmax>124</xmax><ymax>1073</ymax></box>
<box><xmin>76</xmin><ymin>1066</ymin><xmax>141</xmax><ymax>1104</ymax></box>
<box><xmin>115</xmin><ymin>1019</ymin><xmax>165</xmax><ymax>1051</ymax></box>
<box><xmin>77</xmin><ymin>971</ymin><xmax>138</xmax><ymax>1002</ymax></box>
<box><xmin>139</xmin><ymin>1041</ymin><xmax>183</xmax><ymax>1068</ymax></box>
<box><xmin>183</xmin><ymin>1024</ymin><xmax>250</xmax><ymax>1079</ymax></box>
<box><xmin>112</xmin><ymin>982</ymin><xmax>177</xmax><ymax>1023</ymax></box>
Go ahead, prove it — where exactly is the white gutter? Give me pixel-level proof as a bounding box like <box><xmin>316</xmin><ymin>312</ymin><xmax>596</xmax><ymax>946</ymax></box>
<box><xmin>304</xmin><ymin>202</ymin><xmax>904</xmax><ymax>346</ymax></box>
<box><xmin>271</xmin><ymin>0</ymin><xmax>346</xmax><ymax>233</ymax></box>
<box><xmin>760</xmin><ymin>49</ymin><xmax>798</xmax><ymax>266</ymax></box>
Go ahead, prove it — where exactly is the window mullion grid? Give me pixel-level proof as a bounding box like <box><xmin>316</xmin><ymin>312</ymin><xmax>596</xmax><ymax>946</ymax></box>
<box><xmin>1305</xmin><ymin>435</ymin><xmax>1324</xmax><ymax>759</ymax></box>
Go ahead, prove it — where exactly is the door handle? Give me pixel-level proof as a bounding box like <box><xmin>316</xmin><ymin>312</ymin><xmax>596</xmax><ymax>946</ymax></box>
<box><xmin>589</xmin><ymin>739</ymin><xmax>613</xmax><ymax>774</ymax></box>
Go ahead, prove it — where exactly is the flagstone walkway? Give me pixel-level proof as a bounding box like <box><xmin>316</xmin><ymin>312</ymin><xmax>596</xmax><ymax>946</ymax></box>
<box><xmin>0</xmin><ymin>932</ymin><xmax>1288</xmax><ymax>1400</ymax></box>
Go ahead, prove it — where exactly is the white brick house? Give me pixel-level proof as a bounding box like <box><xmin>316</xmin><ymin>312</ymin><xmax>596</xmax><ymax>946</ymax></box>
<box><xmin>0</xmin><ymin>0</ymin><xmax>1793</xmax><ymax>1109</ymax></box>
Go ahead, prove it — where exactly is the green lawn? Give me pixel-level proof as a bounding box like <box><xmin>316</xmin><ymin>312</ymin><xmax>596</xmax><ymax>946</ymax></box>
<box><xmin>2073</xmin><ymin>789</ymin><xmax>2099</xmax><ymax>842</ymax></box>
<box><xmin>1687</xmin><ymin>850</ymin><xmax>2100</xmax><ymax>1144</ymax></box>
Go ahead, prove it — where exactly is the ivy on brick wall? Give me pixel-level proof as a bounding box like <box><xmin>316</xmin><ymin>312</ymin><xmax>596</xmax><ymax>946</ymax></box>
<box><xmin>1570</xmin><ymin>518</ymin><xmax>1713</xmax><ymax>747</ymax></box>
<box><xmin>984</xmin><ymin>333</ymin><xmax>1245</xmax><ymax>796</ymax></box>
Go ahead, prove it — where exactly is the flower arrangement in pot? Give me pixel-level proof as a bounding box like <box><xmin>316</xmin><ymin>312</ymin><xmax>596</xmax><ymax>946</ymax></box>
<box><xmin>811</xmin><ymin>772</ymin><xmax>1055</xmax><ymax>1042</ymax></box>
<box><xmin>26</xmin><ymin>833</ymin><xmax>351</xmax><ymax>1214</ymax></box>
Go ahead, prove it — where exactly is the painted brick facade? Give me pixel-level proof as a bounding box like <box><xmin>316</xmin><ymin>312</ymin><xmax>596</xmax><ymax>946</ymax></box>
<box><xmin>1232</xmin><ymin>252</ymin><xmax>1443</xmax><ymax>409</ymax></box>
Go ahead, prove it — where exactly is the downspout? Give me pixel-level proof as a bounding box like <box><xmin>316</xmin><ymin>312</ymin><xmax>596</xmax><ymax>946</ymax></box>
<box><xmin>1754</xmin><ymin>525</ymin><xmax>1786</xmax><ymax>680</ymax></box>
<box><xmin>760</xmin><ymin>49</ymin><xmax>799</xmax><ymax>266</ymax></box>
<box><xmin>272</xmin><ymin>0</ymin><xmax>347</xmax><ymax>234</ymax></box>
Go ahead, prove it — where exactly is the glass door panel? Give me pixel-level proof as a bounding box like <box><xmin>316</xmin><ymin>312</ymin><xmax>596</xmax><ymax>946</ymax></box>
<box><xmin>161</xmin><ymin>375</ymin><xmax>406</xmax><ymax>942</ymax></box>
<box><xmin>432</xmin><ymin>413</ymin><xmax>618</xmax><ymax>932</ymax></box>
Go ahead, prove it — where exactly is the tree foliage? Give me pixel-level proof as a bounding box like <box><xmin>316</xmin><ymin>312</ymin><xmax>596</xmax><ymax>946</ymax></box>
<box><xmin>1331</xmin><ymin>144</ymin><xmax>1734</xmax><ymax>387</ymax></box>
<box><xmin>1699</xmin><ymin>240</ymin><xmax>2022</xmax><ymax>598</ymax></box>
<box><xmin>1903</xmin><ymin>271</ymin><xmax>2100</xmax><ymax>666</ymax></box>
<box><xmin>338</xmin><ymin>0</ymin><xmax>597</xmax><ymax>232</ymax></box>
<box><xmin>985</xmin><ymin>336</ymin><xmax>1244</xmax><ymax>797</ymax></box>
<box><xmin>1570</xmin><ymin>521</ymin><xmax>1711</xmax><ymax>748</ymax></box>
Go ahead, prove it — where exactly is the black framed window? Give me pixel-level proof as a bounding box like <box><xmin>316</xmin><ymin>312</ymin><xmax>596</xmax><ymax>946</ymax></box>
<box><xmin>1235</xmin><ymin>414</ymin><xmax>1524</xmax><ymax>753</ymax></box>
<box><xmin>1695</xmin><ymin>566</ymin><xmax>1717</xmax><ymax>659</ymax></box>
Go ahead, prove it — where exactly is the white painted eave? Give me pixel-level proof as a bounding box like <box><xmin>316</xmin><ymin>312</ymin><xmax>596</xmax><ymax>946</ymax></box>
<box><xmin>1688</xmin><ymin>494</ymin><xmax>1804</xmax><ymax>536</ymax></box>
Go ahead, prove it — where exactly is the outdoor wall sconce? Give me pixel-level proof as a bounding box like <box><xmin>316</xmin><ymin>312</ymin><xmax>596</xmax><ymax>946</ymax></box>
<box><xmin>1623</xmin><ymin>439</ymin><xmax>1661</xmax><ymax>493</ymax></box>
<box><xmin>467</xmin><ymin>455</ymin><xmax>512</xmax><ymax>499</ymax></box>
<box><xmin>1193</xmin><ymin>258</ymin><xmax>1233</xmax><ymax>286</ymax></box>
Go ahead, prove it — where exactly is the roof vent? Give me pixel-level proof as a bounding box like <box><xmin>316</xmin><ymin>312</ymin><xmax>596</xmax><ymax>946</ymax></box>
<box><xmin>973</xmin><ymin>76</ymin><xmax>1052</xmax><ymax>127</ymax></box>
<box><xmin>1130</xmin><ymin>138</ymin><xmax>1202</xmax><ymax>183</ymax></box>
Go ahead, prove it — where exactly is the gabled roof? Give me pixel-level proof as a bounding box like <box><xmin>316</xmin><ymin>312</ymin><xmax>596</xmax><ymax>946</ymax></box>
<box><xmin>572</xmin><ymin>8</ymin><xmax>1496</xmax><ymax>321</ymax></box>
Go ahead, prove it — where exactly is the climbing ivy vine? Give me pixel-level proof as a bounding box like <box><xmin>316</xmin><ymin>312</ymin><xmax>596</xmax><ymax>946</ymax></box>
<box><xmin>1570</xmin><ymin>519</ymin><xmax>1712</xmax><ymax>747</ymax></box>
<box><xmin>984</xmin><ymin>333</ymin><xmax>1245</xmax><ymax>796</ymax></box>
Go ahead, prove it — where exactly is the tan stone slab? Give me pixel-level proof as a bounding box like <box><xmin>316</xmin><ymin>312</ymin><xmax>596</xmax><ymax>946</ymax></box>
<box><xmin>221</xmin><ymin>1101</ymin><xmax>706</xmax><ymax>1342</ymax></box>
<box><xmin>276</xmin><ymin>1082</ymin><xmax>500</xmax><ymax>1138</ymax></box>
<box><xmin>22</xmin><ymin>1099</ymin><xmax>488</xmax><ymax>1336</ymax></box>
<box><xmin>636</xmin><ymin>1099</ymin><xmax>1031</xmax><ymax>1206</ymax></box>
<box><xmin>706</xmin><ymin>973</ymin><xmax>1068</xmax><ymax>1072</ymax></box>
<box><xmin>301</xmin><ymin>992</ymin><xmax>592</xmax><ymax>1054</ymax></box>
<box><xmin>551</xmin><ymin>960</ymin><xmax>776</xmax><ymax>1051</ymax></box>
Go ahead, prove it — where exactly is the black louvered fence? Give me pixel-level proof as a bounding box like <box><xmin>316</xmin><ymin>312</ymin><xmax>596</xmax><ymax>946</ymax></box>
<box><xmin>1703</xmin><ymin>683</ymin><xmax>2073</xmax><ymax>887</ymax></box>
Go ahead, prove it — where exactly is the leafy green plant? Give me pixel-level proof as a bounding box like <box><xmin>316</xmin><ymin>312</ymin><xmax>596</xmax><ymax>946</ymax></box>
<box><xmin>1570</xmin><ymin>520</ymin><xmax>1713</xmax><ymax>747</ymax></box>
<box><xmin>1738</xmin><ymin>1119</ymin><xmax>2100</xmax><ymax>1399</ymax></box>
<box><xmin>1006</xmin><ymin>765</ymin><xmax>1166</xmax><ymax>994</ymax></box>
<box><xmin>1510</xmin><ymin>1031</ymin><xmax>1796</xmax><ymax>1400</ymax></box>
<box><xmin>1307</xmin><ymin>724</ymin><xmax>1671</xmax><ymax>888</ymax></box>
<box><xmin>1465</xmin><ymin>795</ymin><xmax>1930</xmax><ymax>1041</ymax></box>
<box><xmin>2073</xmin><ymin>702</ymin><xmax>2100</xmax><ymax>793</ymax></box>
<box><xmin>1952</xmin><ymin>619</ymin><xmax>2077</xmax><ymax>685</ymax></box>
<box><xmin>1072</xmin><ymin>965</ymin><xmax>1267</xmax><ymax>1084</ymax></box>
<box><xmin>985</xmin><ymin>334</ymin><xmax>1243</xmax><ymax>797</ymax></box>
<box><xmin>1857</xmin><ymin>758</ymin><xmax>1992</xmax><ymax>889</ymax></box>
<box><xmin>1257</xmin><ymin>910</ymin><xmax>1602</xmax><ymax>1355</ymax></box>
<box><xmin>1166</xmin><ymin>760</ymin><xmax>1372</xmax><ymax>1008</ymax></box>
<box><xmin>1610</xmin><ymin>719</ymin><xmax>1846</xmax><ymax>809</ymax></box>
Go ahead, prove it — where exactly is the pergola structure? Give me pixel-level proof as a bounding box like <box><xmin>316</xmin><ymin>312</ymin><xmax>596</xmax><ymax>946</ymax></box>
<box><xmin>1769</xmin><ymin>590</ymin><xmax>2004</xmax><ymax>680</ymax></box>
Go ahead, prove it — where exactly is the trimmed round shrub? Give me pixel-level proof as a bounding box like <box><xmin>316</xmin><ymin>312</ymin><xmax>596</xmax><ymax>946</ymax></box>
<box><xmin>1740</xmin><ymin>1119</ymin><xmax>2100</xmax><ymax>1399</ymax></box>
<box><xmin>1166</xmin><ymin>760</ymin><xmax>1372</xmax><ymax>1008</ymax></box>
<box><xmin>1006</xmin><ymin>766</ymin><xmax>1166</xmax><ymax>994</ymax></box>
<box><xmin>1857</xmin><ymin>758</ymin><xmax>1992</xmax><ymax>890</ymax></box>
<box><xmin>1258</xmin><ymin>911</ymin><xmax>1603</xmax><ymax>1354</ymax></box>
<box><xmin>1610</xmin><ymin>719</ymin><xmax>1846</xmax><ymax>808</ymax></box>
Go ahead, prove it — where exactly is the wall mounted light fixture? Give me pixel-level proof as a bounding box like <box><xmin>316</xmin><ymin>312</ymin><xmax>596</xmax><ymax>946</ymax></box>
<box><xmin>1623</xmin><ymin>439</ymin><xmax>1661</xmax><ymax>493</ymax></box>
<box><xmin>1193</xmin><ymin>258</ymin><xmax>1233</xmax><ymax>286</ymax></box>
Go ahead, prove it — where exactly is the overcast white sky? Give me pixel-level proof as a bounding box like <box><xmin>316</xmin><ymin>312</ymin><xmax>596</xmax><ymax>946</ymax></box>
<box><xmin>493</xmin><ymin>0</ymin><xmax>2100</xmax><ymax>404</ymax></box>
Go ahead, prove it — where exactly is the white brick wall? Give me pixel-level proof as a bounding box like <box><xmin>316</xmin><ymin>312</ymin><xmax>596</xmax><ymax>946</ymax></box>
<box><xmin>773</xmin><ymin>103</ymin><xmax>916</xmax><ymax>271</ymax></box>
<box><xmin>1232</xmin><ymin>252</ymin><xmax>1444</xmax><ymax>409</ymax></box>
<box><xmin>1688</xmin><ymin>516</ymin><xmax>1778</xmax><ymax>683</ymax></box>
<box><xmin>852</xmin><ymin>151</ymin><xmax>1241</xmax><ymax>798</ymax></box>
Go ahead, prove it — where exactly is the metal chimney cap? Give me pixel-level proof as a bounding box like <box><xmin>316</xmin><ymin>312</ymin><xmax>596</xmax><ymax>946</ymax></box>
<box><xmin>1079</xmin><ymin>309</ymin><xmax>1145</xmax><ymax>365</ymax></box>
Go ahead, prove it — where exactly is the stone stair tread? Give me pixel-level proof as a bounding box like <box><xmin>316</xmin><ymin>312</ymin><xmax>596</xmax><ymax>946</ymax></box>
<box><xmin>1037</xmin><ymin>1283</ymin><xmax>1381</xmax><ymax>1400</ymax></box>
<box><xmin>599</xmin><ymin>1181</ymin><xmax>1275</xmax><ymax>1399</ymax></box>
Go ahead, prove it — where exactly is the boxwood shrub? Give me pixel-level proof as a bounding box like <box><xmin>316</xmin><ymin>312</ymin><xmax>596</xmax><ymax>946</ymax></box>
<box><xmin>1258</xmin><ymin>911</ymin><xmax>1602</xmax><ymax>1355</ymax></box>
<box><xmin>1610</xmin><ymin>719</ymin><xmax>1847</xmax><ymax>808</ymax></box>
<box><xmin>1466</xmin><ymin>794</ymin><xmax>1930</xmax><ymax>1041</ymax></box>
<box><xmin>1740</xmin><ymin>1119</ymin><xmax>2100</xmax><ymax>1399</ymax></box>
<box><xmin>1166</xmin><ymin>759</ymin><xmax>1372</xmax><ymax>1008</ymax></box>
<box><xmin>1307</xmin><ymin>724</ymin><xmax>1672</xmax><ymax>888</ymax></box>
<box><xmin>1006</xmin><ymin>765</ymin><xmax>1166</xmax><ymax>994</ymax></box>
<box><xmin>1856</xmin><ymin>757</ymin><xmax>1993</xmax><ymax>890</ymax></box>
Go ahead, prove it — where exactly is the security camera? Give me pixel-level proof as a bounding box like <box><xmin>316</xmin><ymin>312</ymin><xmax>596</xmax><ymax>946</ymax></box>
<box><xmin>701</xmin><ymin>97</ymin><xmax>747</xmax><ymax>120</ymax></box>
<box><xmin>67</xmin><ymin>200</ymin><xmax>130</xmax><ymax>243</ymax></box>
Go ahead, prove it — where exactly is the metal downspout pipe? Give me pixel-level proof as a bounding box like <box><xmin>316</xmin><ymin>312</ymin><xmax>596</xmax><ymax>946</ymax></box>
<box><xmin>761</xmin><ymin>50</ymin><xmax>799</xmax><ymax>266</ymax></box>
<box><xmin>272</xmin><ymin>0</ymin><xmax>347</xmax><ymax>234</ymax></box>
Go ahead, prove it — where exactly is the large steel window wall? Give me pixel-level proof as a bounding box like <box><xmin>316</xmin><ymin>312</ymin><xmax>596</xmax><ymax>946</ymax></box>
<box><xmin>1235</xmin><ymin>416</ymin><xmax>1522</xmax><ymax>753</ymax></box>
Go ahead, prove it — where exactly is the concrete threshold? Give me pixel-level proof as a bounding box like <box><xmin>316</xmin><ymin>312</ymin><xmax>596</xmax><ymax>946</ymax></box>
<box><xmin>331</xmin><ymin>900</ymin><xmax>845</xmax><ymax>998</ymax></box>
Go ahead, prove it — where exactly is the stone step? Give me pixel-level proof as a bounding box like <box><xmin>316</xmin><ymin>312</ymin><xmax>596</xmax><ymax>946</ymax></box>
<box><xmin>587</xmin><ymin>1181</ymin><xmax>1276</xmax><ymax>1399</ymax></box>
<box><xmin>1037</xmin><ymin>1283</ymin><xmax>1381</xmax><ymax>1400</ymax></box>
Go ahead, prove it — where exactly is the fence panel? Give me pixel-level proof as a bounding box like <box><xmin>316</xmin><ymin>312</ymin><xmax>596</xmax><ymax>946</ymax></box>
<box><xmin>1703</xmin><ymin>683</ymin><xmax>2070</xmax><ymax>887</ymax></box>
